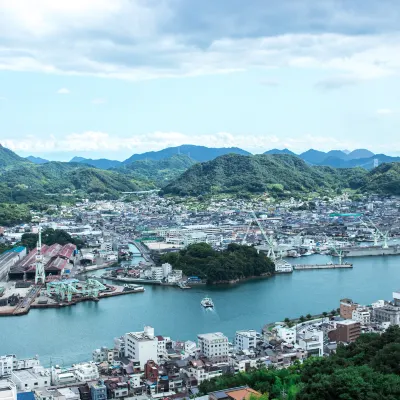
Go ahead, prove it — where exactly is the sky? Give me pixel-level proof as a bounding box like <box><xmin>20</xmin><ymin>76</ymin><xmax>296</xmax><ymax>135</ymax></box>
<box><xmin>0</xmin><ymin>0</ymin><xmax>400</xmax><ymax>161</ymax></box>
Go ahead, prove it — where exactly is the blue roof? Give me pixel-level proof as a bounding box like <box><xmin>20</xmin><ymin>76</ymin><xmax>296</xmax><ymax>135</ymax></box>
<box><xmin>17</xmin><ymin>392</ymin><xmax>35</xmax><ymax>400</ymax></box>
<box><xmin>11</xmin><ymin>246</ymin><xmax>26</xmax><ymax>253</ymax></box>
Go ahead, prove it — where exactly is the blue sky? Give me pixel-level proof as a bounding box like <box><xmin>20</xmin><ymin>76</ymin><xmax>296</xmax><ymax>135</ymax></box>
<box><xmin>0</xmin><ymin>0</ymin><xmax>399</xmax><ymax>161</ymax></box>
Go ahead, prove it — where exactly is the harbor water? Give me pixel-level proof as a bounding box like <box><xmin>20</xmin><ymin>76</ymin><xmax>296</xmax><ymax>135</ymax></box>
<box><xmin>1</xmin><ymin>251</ymin><xmax>399</xmax><ymax>366</ymax></box>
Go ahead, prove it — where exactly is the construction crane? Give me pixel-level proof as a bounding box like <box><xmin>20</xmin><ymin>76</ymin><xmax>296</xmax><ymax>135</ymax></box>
<box><xmin>241</xmin><ymin>219</ymin><xmax>253</xmax><ymax>245</ymax></box>
<box><xmin>324</xmin><ymin>235</ymin><xmax>345</xmax><ymax>265</ymax></box>
<box><xmin>35</xmin><ymin>227</ymin><xmax>46</xmax><ymax>284</ymax></box>
<box><xmin>363</xmin><ymin>217</ymin><xmax>390</xmax><ymax>249</ymax></box>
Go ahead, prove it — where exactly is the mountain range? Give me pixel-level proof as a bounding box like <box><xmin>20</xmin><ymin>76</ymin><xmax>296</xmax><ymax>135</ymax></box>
<box><xmin>1</xmin><ymin>143</ymin><xmax>400</xmax><ymax>203</ymax></box>
<box><xmin>25</xmin><ymin>145</ymin><xmax>392</xmax><ymax>171</ymax></box>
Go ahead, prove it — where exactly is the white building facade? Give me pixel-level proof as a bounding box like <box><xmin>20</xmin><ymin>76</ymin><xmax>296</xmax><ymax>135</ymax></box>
<box><xmin>124</xmin><ymin>326</ymin><xmax>158</xmax><ymax>369</ymax></box>
<box><xmin>235</xmin><ymin>330</ymin><xmax>257</xmax><ymax>351</ymax></box>
<box><xmin>197</xmin><ymin>332</ymin><xmax>229</xmax><ymax>363</ymax></box>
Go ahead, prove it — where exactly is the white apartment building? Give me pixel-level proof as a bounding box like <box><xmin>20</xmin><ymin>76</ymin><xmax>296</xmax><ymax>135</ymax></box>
<box><xmin>181</xmin><ymin>361</ymin><xmax>223</xmax><ymax>385</ymax></box>
<box><xmin>166</xmin><ymin>270</ymin><xmax>182</xmax><ymax>283</ymax></box>
<box><xmin>0</xmin><ymin>379</ymin><xmax>16</xmax><ymax>400</ymax></box>
<box><xmin>352</xmin><ymin>307</ymin><xmax>371</xmax><ymax>325</ymax></box>
<box><xmin>92</xmin><ymin>347</ymin><xmax>115</xmax><ymax>363</ymax></box>
<box><xmin>74</xmin><ymin>362</ymin><xmax>99</xmax><ymax>382</ymax></box>
<box><xmin>276</xmin><ymin>326</ymin><xmax>296</xmax><ymax>344</ymax></box>
<box><xmin>150</xmin><ymin>266</ymin><xmax>164</xmax><ymax>281</ymax></box>
<box><xmin>161</xmin><ymin>263</ymin><xmax>172</xmax><ymax>278</ymax></box>
<box><xmin>0</xmin><ymin>357</ymin><xmax>13</xmax><ymax>378</ymax></box>
<box><xmin>124</xmin><ymin>326</ymin><xmax>158</xmax><ymax>369</ymax></box>
<box><xmin>297</xmin><ymin>329</ymin><xmax>323</xmax><ymax>357</ymax></box>
<box><xmin>156</xmin><ymin>336</ymin><xmax>171</xmax><ymax>361</ymax></box>
<box><xmin>235</xmin><ymin>330</ymin><xmax>257</xmax><ymax>351</ymax></box>
<box><xmin>197</xmin><ymin>332</ymin><xmax>229</xmax><ymax>362</ymax></box>
<box><xmin>11</xmin><ymin>366</ymin><xmax>51</xmax><ymax>390</ymax></box>
<box><xmin>57</xmin><ymin>388</ymin><xmax>80</xmax><ymax>400</ymax></box>
<box><xmin>51</xmin><ymin>367</ymin><xmax>76</xmax><ymax>386</ymax></box>
<box><xmin>0</xmin><ymin>355</ymin><xmax>41</xmax><ymax>378</ymax></box>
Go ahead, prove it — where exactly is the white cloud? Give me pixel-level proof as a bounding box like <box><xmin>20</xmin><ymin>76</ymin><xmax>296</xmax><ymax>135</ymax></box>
<box><xmin>57</xmin><ymin>88</ymin><xmax>70</xmax><ymax>94</ymax></box>
<box><xmin>376</xmin><ymin>108</ymin><xmax>395</xmax><ymax>115</ymax></box>
<box><xmin>0</xmin><ymin>1</ymin><xmax>399</xmax><ymax>81</ymax></box>
<box><xmin>0</xmin><ymin>130</ymin><xmax>360</xmax><ymax>156</ymax></box>
<box><xmin>91</xmin><ymin>98</ymin><xmax>106</xmax><ymax>105</ymax></box>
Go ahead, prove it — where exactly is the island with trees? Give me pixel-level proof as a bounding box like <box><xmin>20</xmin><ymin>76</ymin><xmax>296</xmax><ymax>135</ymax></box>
<box><xmin>160</xmin><ymin>242</ymin><xmax>275</xmax><ymax>284</ymax></box>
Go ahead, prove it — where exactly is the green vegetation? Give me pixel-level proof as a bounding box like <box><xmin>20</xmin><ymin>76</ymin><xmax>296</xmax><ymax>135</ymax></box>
<box><xmin>21</xmin><ymin>228</ymin><xmax>83</xmax><ymax>250</ymax></box>
<box><xmin>0</xmin><ymin>203</ymin><xmax>31</xmax><ymax>226</ymax></box>
<box><xmin>162</xmin><ymin>154</ymin><xmax>368</xmax><ymax>197</ymax></box>
<box><xmin>199</xmin><ymin>326</ymin><xmax>400</xmax><ymax>399</ymax></box>
<box><xmin>160</xmin><ymin>243</ymin><xmax>275</xmax><ymax>284</ymax></box>
<box><xmin>361</xmin><ymin>163</ymin><xmax>400</xmax><ymax>195</ymax></box>
<box><xmin>117</xmin><ymin>154</ymin><xmax>196</xmax><ymax>185</ymax></box>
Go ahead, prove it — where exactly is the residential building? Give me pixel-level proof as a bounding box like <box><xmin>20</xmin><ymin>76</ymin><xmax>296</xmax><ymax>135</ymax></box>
<box><xmin>57</xmin><ymin>388</ymin><xmax>80</xmax><ymax>400</ymax></box>
<box><xmin>352</xmin><ymin>307</ymin><xmax>371</xmax><ymax>325</ymax></box>
<box><xmin>50</xmin><ymin>367</ymin><xmax>76</xmax><ymax>386</ymax></box>
<box><xmin>90</xmin><ymin>381</ymin><xmax>107</xmax><ymax>400</ymax></box>
<box><xmin>0</xmin><ymin>379</ymin><xmax>16</xmax><ymax>400</ymax></box>
<box><xmin>92</xmin><ymin>347</ymin><xmax>114</xmax><ymax>363</ymax></box>
<box><xmin>209</xmin><ymin>386</ymin><xmax>261</xmax><ymax>400</ymax></box>
<box><xmin>74</xmin><ymin>362</ymin><xmax>99</xmax><ymax>382</ymax></box>
<box><xmin>181</xmin><ymin>360</ymin><xmax>224</xmax><ymax>386</ymax></box>
<box><xmin>373</xmin><ymin>304</ymin><xmax>400</xmax><ymax>326</ymax></box>
<box><xmin>328</xmin><ymin>320</ymin><xmax>361</xmax><ymax>343</ymax></box>
<box><xmin>11</xmin><ymin>367</ymin><xmax>50</xmax><ymax>391</ymax></box>
<box><xmin>144</xmin><ymin>360</ymin><xmax>159</xmax><ymax>383</ymax></box>
<box><xmin>276</xmin><ymin>326</ymin><xmax>296</xmax><ymax>344</ymax></box>
<box><xmin>340</xmin><ymin>298</ymin><xmax>358</xmax><ymax>319</ymax></box>
<box><xmin>297</xmin><ymin>329</ymin><xmax>323</xmax><ymax>356</ymax></box>
<box><xmin>150</xmin><ymin>267</ymin><xmax>163</xmax><ymax>281</ymax></box>
<box><xmin>0</xmin><ymin>356</ymin><xmax>13</xmax><ymax>378</ymax></box>
<box><xmin>197</xmin><ymin>332</ymin><xmax>229</xmax><ymax>363</ymax></box>
<box><xmin>124</xmin><ymin>326</ymin><xmax>158</xmax><ymax>369</ymax></box>
<box><xmin>235</xmin><ymin>330</ymin><xmax>257</xmax><ymax>351</ymax></box>
<box><xmin>161</xmin><ymin>263</ymin><xmax>172</xmax><ymax>278</ymax></box>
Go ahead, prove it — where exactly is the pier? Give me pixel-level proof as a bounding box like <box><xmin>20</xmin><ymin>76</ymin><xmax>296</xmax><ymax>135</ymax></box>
<box><xmin>293</xmin><ymin>263</ymin><xmax>353</xmax><ymax>270</ymax></box>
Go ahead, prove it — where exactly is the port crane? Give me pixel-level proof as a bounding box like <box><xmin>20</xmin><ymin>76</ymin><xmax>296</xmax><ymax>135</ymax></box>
<box><xmin>47</xmin><ymin>279</ymin><xmax>107</xmax><ymax>302</ymax></box>
<box><xmin>362</xmin><ymin>217</ymin><xmax>390</xmax><ymax>249</ymax></box>
<box><xmin>35</xmin><ymin>227</ymin><xmax>46</xmax><ymax>284</ymax></box>
<box><xmin>324</xmin><ymin>235</ymin><xmax>345</xmax><ymax>265</ymax></box>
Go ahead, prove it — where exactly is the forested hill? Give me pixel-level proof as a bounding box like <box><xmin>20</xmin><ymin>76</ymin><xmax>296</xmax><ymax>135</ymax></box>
<box><xmin>162</xmin><ymin>154</ymin><xmax>369</xmax><ymax>197</ymax></box>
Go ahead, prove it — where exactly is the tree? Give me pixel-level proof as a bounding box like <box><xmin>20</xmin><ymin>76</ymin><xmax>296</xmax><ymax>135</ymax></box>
<box><xmin>322</xmin><ymin>311</ymin><xmax>328</xmax><ymax>317</ymax></box>
<box><xmin>284</xmin><ymin>317</ymin><xmax>290</xmax><ymax>324</ymax></box>
<box><xmin>299</xmin><ymin>315</ymin><xmax>305</xmax><ymax>322</ymax></box>
<box><xmin>330</xmin><ymin>309</ymin><xmax>336</xmax><ymax>316</ymax></box>
<box><xmin>306</xmin><ymin>314</ymin><xmax>312</xmax><ymax>320</ymax></box>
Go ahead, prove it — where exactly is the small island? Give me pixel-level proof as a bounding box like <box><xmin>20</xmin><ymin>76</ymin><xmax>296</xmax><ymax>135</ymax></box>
<box><xmin>161</xmin><ymin>242</ymin><xmax>275</xmax><ymax>284</ymax></box>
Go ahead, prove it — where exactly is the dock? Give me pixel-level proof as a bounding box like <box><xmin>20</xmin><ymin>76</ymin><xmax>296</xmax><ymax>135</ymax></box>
<box><xmin>293</xmin><ymin>263</ymin><xmax>353</xmax><ymax>270</ymax></box>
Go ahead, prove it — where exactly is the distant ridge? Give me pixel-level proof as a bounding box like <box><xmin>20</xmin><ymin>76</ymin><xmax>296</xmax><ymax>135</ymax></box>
<box><xmin>264</xmin><ymin>148</ymin><xmax>296</xmax><ymax>156</ymax></box>
<box><xmin>70</xmin><ymin>156</ymin><xmax>122</xmax><ymax>169</ymax></box>
<box><xmin>123</xmin><ymin>144</ymin><xmax>251</xmax><ymax>164</ymax></box>
<box><xmin>26</xmin><ymin>155</ymin><xmax>49</xmax><ymax>164</ymax></box>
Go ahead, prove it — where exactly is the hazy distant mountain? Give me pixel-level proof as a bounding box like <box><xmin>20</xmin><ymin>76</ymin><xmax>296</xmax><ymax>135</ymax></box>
<box><xmin>123</xmin><ymin>145</ymin><xmax>251</xmax><ymax>164</ymax></box>
<box><xmin>325</xmin><ymin>150</ymin><xmax>348</xmax><ymax>160</ymax></box>
<box><xmin>324</xmin><ymin>154</ymin><xmax>400</xmax><ymax>169</ymax></box>
<box><xmin>347</xmin><ymin>149</ymin><xmax>375</xmax><ymax>159</ymax></box>
<box><xmin>70</xmin><ymin>156</ymin><xmax>122</xmax><ymax>169</ymax></box>
<box><xmin>299</xmin><ymin>149</ymin><xmax>328</xmax><ymax>164</ymax></box>
<box><xmin>26</xmin><ymin>156</ymin><xmax>49</xmax><ymax>164</ymax></box>
<box><xmin>264</xmin><ymin>148</ymin><xmax>297</xmax><ymax>156</ymax></box>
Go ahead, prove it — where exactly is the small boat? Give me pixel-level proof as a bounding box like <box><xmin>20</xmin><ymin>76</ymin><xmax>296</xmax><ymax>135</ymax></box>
<box><xmin>201</xmin><ymin>297</ymin><xmax>214</xmax><ymax>308</ymax></box>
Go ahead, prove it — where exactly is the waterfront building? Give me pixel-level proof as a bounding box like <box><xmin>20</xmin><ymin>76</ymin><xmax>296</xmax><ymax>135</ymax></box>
<box><xmin>328</xmin><ymin>320</ymin><xmax>361</xmax><ymax>343</ymax></box>
<box><xmin>11</xmin><ymin>367</ymin><xmax>50</xmax><ymax>391</ymax></box>
<box><xmin>161</xmin><ymin>263</ymin><xmax>172</xmax><ymax>278</ymax></box>
<box><xmin>0</xmin><ymin>379</ymin><xmax>16</xmax><ymax>400</ymax></box>
<box><xmin>74</xmin><ymin>362</ymin><xmax>99</xmax><ymax>382</ymax></box>
<box><xmin>340</xmin><ymin>298</ymin><xmax>358</xmax><ymax>319</ymax></box>
<box><xmin>51</xmin><ymin>367</ymin><xmax>76</xmax><ymax>386</ymax></box>
<box><xmin>92</xmin><ymin>347</ymin><xmax>114</xmax><ymax>363</ymax></box>
<box><xmin>234</xmin><ymin>330</ymin><xmax>257</xmax><ymax>351</ymax></box>
<box><xmin>156</xmin><ymin>336</ymin><xmax>172</xmax><ymax>361</ymax></box>
<box><xmin>197</xmin><ymin>332</ymin><xmax>229</xmax><ymax>363</ymax></box>
<box><xmin>150</xmin><ymin>267</ymin><xmax>163</xmax><ymax>281</ymax></box>
<box><xmin>276</xmin><ymin>326</ymin><xmax>296</xmax><ymax>344</ymax></box>
<box><xmin>124</xmin><ymin>326</ymin><xmax>158</xmax><ymax>369</ymax></box>
<box><xmin>90</xmin><ymin>382</ymin><xmax>107</xmax><ymax>400</ymax></box>
<box><xmin>0</xmin><ymin>356</ymin><xmax>13</xmax><ymax>378</ymax></box>
<box><xmin>352</xmin><ymin>307</ymin><xmax>371</xmax><ymax>325</ymax></box>
<box><xmin>181</xmin><ymin>360</ymin><xmax>224</xmax><ymax>386</ymax></box>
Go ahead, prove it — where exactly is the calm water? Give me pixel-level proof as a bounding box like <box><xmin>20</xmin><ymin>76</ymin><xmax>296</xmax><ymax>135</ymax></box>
<box><xmin>1</xmin><ymin>252</ymin><xmax>399</xmax><ymax>366</ymax></box>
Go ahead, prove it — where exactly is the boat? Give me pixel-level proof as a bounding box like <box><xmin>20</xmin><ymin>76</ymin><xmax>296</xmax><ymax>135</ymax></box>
<box><xmin>201</xmin><ymin>297</ymin><xmax>214</xmax><ymax>308</ymax></box>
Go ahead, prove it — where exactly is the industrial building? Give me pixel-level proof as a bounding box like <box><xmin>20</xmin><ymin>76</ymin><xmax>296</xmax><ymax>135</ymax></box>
<box><xmin>8</xmin><ymin>243</ymin><xmax>76</xmax><ymax>281</ymax></box>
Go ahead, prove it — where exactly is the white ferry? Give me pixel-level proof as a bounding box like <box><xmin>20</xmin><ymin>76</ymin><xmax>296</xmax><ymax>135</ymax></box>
<box><xmin>201</xmin><ymin>297</ymin><xmax>214</xmax><ymax>308</ymax></box>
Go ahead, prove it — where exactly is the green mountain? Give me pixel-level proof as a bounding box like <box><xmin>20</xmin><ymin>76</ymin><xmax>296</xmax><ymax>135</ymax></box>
<box><xmin>0</xmin><ymin>144</ymin><xmax>30</xmax><ymax>169</ymax></box>
<box><xmin>70</xmin><ymin>156</ymin><xmax>122</xmax><ymax>169</ymax></box>
<box><xmin>361</xmin><ymin>163</ymin><xmax>400</xmax><ymax>195</ymax></box>
<box><xmin>0</xmin><ymin>147</ymin><xmax>155</xmax><ymax>203</ymax></box>
<box><xmin>123</xmin><ymin>144</ymin><xmax>251</xmax><ymax>164</ymax></box>
<box><xmin>118</xmin><ymin>154</ymin><xmax>197</xmax><ymax>185</ymax></box>
<box><xmin>162</xmin><ymin>154</ymin><xmax>369</xmax><ymax>196</ymax></box>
